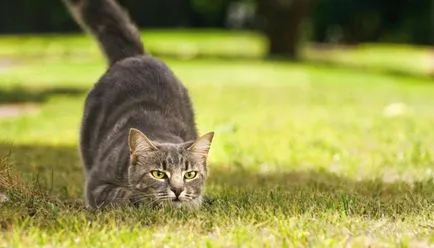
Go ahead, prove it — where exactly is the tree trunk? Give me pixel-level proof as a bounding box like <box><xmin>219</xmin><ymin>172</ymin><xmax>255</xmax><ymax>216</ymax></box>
<box><xmin>431</xmin><ymin>0</ymin><xmax>434</xmax><ymax>77</ymax></box>
<box><xmin>258</xmin><ymin>0</ymin><xmax>311</xmax><ymax>60</ymax></box>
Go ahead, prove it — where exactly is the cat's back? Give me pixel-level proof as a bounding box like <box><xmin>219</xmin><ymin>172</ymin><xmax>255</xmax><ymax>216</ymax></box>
<box><xmin>96</xmin><ymin>55</ymin><xmax>182</xmax><ymax>96</ymax></box>
<box><xmin>85</xmin><ymin>54</ymin><xmax>192</xmax><ymax>118</ymax></box>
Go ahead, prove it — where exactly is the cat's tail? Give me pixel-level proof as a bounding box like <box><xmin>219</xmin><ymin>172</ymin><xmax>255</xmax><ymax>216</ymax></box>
<box><xmin>63</xmin><ymin>0</ymin><xmax>145</xmax><ymax>66</ymax></box>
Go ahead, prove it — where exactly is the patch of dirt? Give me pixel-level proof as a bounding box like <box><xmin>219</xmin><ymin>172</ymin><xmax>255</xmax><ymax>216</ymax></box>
<box><xmin>0</xmin><ymin>60</ymin><xmax>14</xmax><ymax>72</ymax></box>
<box><xmin>0</xmin><ymin>103</ymin><xmax>40</xmax><ymax>118</ymax></box>
<box><xmin>0</xmin><ymin>192</ymin><xmax>8</xmax><ymax>203</ymax></box>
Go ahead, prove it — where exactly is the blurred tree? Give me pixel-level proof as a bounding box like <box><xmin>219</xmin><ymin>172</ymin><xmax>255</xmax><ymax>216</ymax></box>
<box><xmin>189</xmin><ymin>0</ymin><xmax>235</xmax><ymax>27</ymax></box>
<box><xmin>123</xmin><ymin>0</ymin><xmax>191</xmax><ymax>27</ymax></box>
<box><xmin>0</xmin><ymin>0</ymin><xmax>431</xmax><ymax>48</ymax></box>
<box><xmin>257</xmin><ymin>0</ymin><xmax>311</xmax><ymax>60</ymax></box>
<box><xmin>312</xmin><ymin>0</ymin><xmax>385</xmax><ymax>44</ymax></box>
<box><xmin>311</xmin><ymin>0</ymin><xmax>432</xmax><ymax>45</ymax></box>
<box><xmin>431</xmin><ymin>0</ymin><xmax>434</xmax><ymax>77</ymax></box>
<box><xmin>405</xmin><ymin>0</ymin><xmax>432</xmax><ymax>44</ymax></box>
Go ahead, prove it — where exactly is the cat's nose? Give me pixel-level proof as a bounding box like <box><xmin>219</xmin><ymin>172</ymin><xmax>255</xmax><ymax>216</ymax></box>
<box><xmin>170</xmin><ymin>186</ymin><xmax>184</xmax><ymax>198</ymax></box>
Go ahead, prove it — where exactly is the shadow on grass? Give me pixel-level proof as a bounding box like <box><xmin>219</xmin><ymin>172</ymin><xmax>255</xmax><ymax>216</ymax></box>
<box><xmin>0</xmin><ymin>87</ymin><xmax>86</xmax><ymax>104</ymax></box>
<box><xmin>301</xmin><ymin>58</ymin><xmax>434</xmax><ymax>82</ymax></box>
<box><xmin>209</xmin><ymin>168</ymin><xmax>433</xmax><ymax>219</ymax></box>
<box><xmin>0</xmin><ymin>143</ymin><xmax>433</xmax><ymax>222</ymax></box>
<box><xmin>150</xmin><ymin>51</ymin><xmax>433</xmax><ymax>81</ymax></box>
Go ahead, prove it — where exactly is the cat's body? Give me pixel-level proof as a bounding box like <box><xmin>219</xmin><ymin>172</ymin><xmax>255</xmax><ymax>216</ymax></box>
<box><xmin>64</xmin><ymin>0</ymin><xmax>213</xmax><ymax>209</ymax></box>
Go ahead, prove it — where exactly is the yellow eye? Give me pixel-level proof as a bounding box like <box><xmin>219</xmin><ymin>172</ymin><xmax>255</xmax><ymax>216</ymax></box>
<box><xmin>184</xmin><ymin>171</ymin><xmax>198</xmax><ymax>180</ymax></box>
<box><xmin>151</xmin><ymin>170</ymin><xmax>166</xmax><ymax>179</ymax></box>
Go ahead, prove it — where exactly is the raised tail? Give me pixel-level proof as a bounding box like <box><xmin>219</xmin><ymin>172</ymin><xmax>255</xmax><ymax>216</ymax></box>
<box><xmin>64</xmin><ymin>0</ymin><xmax>145</xmax><ymax>66</ymax></box>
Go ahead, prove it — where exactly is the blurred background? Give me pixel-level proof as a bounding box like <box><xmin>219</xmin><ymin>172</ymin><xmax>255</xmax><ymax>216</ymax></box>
<box><xmin>0</xmin><ymin>0</ymin><xmax>432</xmax><ymax>61</ymax></box>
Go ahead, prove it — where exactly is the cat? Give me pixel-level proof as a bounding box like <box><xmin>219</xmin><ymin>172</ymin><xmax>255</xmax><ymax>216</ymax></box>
<box><xmin>63</xmin><ymin>0</ymin><xmax>214</xmax><ymax>209</ymax></box>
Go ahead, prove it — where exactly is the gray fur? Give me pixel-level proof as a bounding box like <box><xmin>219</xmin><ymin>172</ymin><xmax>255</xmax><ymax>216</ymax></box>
<box><xmin>63</xmin><ymin>0</ymin><xmax>214</xmax><ymax>209</ymax></box>
<box><xmin>63</xmin><ymin>0</ymin><xmax>145</xmax><ymax>65</ymax></box>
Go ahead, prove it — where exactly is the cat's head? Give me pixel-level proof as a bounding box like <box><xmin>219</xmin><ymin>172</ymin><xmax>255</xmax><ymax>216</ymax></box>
<box><xmin>127</xmin><ymin>128</ymin><xmax>214</xmax><ymax>208</ymax></box>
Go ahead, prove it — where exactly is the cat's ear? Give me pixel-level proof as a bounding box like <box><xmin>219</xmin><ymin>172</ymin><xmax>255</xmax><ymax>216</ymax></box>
<box><xmin>187</xmin><ymin>132</ymin><xmax>214</xmax><ymax>160</ymax></box>
<box><xmin>128</xmin><ymin>128</ymin><xmax>158</xmax><ymax>154</ymax></box>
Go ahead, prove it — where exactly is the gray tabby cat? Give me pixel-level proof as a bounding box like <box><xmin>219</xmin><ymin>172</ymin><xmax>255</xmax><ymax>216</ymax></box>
<box><xmin>63</xmin><ymin>0</ymin><xmax>214</xmax><ymax>209</ymax></box>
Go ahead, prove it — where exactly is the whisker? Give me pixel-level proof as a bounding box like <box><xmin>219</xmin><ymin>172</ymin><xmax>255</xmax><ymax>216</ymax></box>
<box><xmin>131</xmin><ymin>197</ymin><xmax>157</xmax><ymax>205</ymax></box>
<box><xmin>157</xmin><ymin>196</ymin><xmax>174</xmax><ymax>201</ymax></box>
<box><xmin>133</xmin><ymin>193</ymin><xmax>156</xmax><ymax>197</ymax></box>
<box><xmin>135</xmin><ymin>194</ymin><xmax>163</xmax><ymax>199</ymax></box>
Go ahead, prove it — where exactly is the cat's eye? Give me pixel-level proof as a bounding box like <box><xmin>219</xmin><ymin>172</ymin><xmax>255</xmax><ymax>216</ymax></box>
<box><xmin>150</xmin><ymin>170</ymin><xmax>167</xmax><ymax>179</ymax></box>
<box><xmin>184</xmin><ymin>171</ymin><xmax>198</xmax><ymax>180</ymax></box>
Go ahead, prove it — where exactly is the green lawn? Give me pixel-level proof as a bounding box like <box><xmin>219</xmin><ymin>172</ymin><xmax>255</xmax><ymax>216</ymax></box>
<box><xmin>0</xmin><ymin>31</ymin><xmax>433</xmax><ymax>247</ymax></box>
<box><xmin>0</xmin><ymin>30</ymin><xmax>431</xmax><ymax>77</ymax></box>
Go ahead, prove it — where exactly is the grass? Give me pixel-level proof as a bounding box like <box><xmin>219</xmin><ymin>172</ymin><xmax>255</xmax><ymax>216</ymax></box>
<box><xmin>0</xmin><ymin>30</ymin><xmax>431</xmax><ymax>77</ymax></box>
<box><xmin>0</xmin><ymin>31</ymin><xmax>433</xmax><ymax>247</ymax></box>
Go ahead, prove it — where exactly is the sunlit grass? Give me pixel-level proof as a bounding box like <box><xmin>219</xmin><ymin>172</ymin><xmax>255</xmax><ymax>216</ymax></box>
<box><xmin>304</xmin><ymin>43</ymin><xmax>432</xmax><ymax>76</ymax></box>
<box><xmin>0</xmin><ymin>30</ymin><xmax>431</xmax><ymax>76</ymax></box>
<box><xmin>0</xmin><ymin>32</ymin><xmax>433</xmax><ymax>247</ymax></box>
